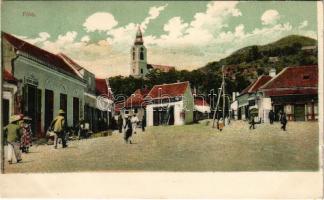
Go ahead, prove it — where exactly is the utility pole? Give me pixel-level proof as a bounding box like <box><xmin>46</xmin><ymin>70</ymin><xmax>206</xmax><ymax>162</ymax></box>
<box><xmin>222</xmin><ymin>65</ymin><xmax>226</xmax><ymax>122</ymax></box>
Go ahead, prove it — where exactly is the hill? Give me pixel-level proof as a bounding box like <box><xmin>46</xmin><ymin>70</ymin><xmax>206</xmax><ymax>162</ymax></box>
<box><xmin>200</xmin><ymin>35</ymin><xmax>317</xmax><ymax>81</ymax></box>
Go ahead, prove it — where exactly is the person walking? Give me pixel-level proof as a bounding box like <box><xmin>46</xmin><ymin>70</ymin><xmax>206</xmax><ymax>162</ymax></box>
<box><xmin>218</xmin><ymin>118</ymin><xmax>224</xmax><ymax>131</ymax></box>
<box><xmin>124</xmin><ymin>116</ymin><xmax>133</xmax><ymax>144</ymax></box>
<box><xmin>50</xmin><ymin>109</ymin><xmax>67</xmax><ymax>149</ymax></box>
<box><xmin>21</xmin><ymin>116</ymin><xmax>33</xmax><ymax>153</ymax></box>
<box><xmin>4</xmin><ymin>115</ymin><xmax>23</xmax><ymax>164</ymax></box>
<box><xmin>280</xmin><ymin>111</ymin><xmax>288</xmax><ymax>131</ymax></box>
<box><xmin>141</xmin><ymin>115</ymin><xmax>146</xmax><ymax>132</ymax></box>
<box><xmin>249</xmin><ymin>116</ymin><xmax>256</xmax><ymax>130</ymax></box>
<box><xmin>268</xmin><ymin>110</ymin><xmax>275</xmax><ymax>124</ymax></box>
<box><xmin>131</xmin><ymin>114</ymin><xmax>139</xmax><ymax>134</ymax></box>
<box><xmin>117</xmin><ymin>114</ymin><xmax>123</xmax><ymax>133</ymax></box>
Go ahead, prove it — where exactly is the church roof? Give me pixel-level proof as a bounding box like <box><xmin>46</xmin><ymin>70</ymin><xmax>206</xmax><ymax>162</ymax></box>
<box><xmin>134</xmin><ymin>26</ymin><xmax>144</xmax><ymax>45</ymax></box>
<box><xmin>147</xmin><ymin>64</ymin><xmax>176</xmax><ymax>73</ymax></box>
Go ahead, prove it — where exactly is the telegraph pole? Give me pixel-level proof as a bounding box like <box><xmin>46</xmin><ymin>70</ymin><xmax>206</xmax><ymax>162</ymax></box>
<box><xmin>212</xmin><ymin>65</ymin><xmax>226</xmax><ymax>128</ymax></box>
<box><xmin>222</xmin><ymin>65</ymin><xmax>226</xmax><ymax>121</ymax></box>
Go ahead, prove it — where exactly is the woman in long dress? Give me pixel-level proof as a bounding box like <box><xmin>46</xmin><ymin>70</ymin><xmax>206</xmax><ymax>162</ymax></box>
<box><xmin>21</xmin><ymin>116</ymin><xmax>33</xmax><ymax>153</ymax></box>
<box><xmin>4</xmin><ymin>115</ymin><xmax>23</xmax><ymax>164</ymax></box>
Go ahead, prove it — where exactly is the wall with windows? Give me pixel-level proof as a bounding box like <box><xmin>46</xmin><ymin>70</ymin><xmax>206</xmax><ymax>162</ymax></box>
<box><xmin>13</xmin><ymin>55</ymin><xmax>86</xmax><ymax>136</ymax></box>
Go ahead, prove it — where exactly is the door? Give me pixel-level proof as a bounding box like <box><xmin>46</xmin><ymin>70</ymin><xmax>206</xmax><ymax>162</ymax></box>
<box><xmin>37</xmin><ymin>89</ymin><xmax>42</xmax><ymax>137</ymax></box>
<box><xmin>60</xmin><ymin>93</ymin><xmax>67</xmax><ymax>125</ymax></box>
<box><xmin>294</xmin><ymin>104</ymin><xmax>305</xmax><ymax>121</ymax></box>
<box><xmin>73</xmin><ymin>97</ymin><xmax>79</xmax><ymax>127</ymax></box>
<box><xmin>2</xmin><ymin>99</ymin><xmax>9</xmax><ymax>126</ymax></box>
<box><xmin>24</xmin><ymin>85</ymin><xmax>38</xmax><ymax>135</ymax></box>
<box><xmin>44</xmin><ymin>89</ymin><xmax>54</xmax><ymax>133</ymax></box>
<box><xmin>274</xmin><ymin>105</ymin><xmax>284</xmax><ymax>121</ymax></box>
<box><xmin>167</xmin><ymin>106</ymin><xmax>174</xmax><ymax>125</ymax></box>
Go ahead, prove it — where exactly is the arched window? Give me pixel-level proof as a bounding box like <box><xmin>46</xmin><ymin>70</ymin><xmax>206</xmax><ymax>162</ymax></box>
<box><xmin>140</xmin><ymin>47</ymin><xmax>144</xmax><ymax>60</ymax></box>
<box><xmin>132</xmin><ymin>48</ymin><xmax>135</xmax><ymax>60</ymax></box>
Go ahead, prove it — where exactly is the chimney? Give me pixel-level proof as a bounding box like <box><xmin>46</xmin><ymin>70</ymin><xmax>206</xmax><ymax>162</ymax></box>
<box><xmin>269</xmin><ymin>68</ymin><xmax>276</xmax><ymax>77</ymax></box>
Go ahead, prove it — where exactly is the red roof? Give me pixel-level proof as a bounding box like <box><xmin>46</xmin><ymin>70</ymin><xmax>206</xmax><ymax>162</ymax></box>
<box><xmin>95</xmin><ymin>78</ymin><xmax>113</xmax><ymax>99</ymax></box>
<box><xmin>57</xmin><ymin>53</ymin><xmax>83</xmax><ymax>71</ymax></box>
<box><xmin>3</xmin><ymin>69</ymin><xmax>17</xmax><ymax>83</ymax></box>
<box><xmin>124</xmin><ymin>88</ymin><xmax>150</xmax><ymax>108</ymax></box>
<box><xmin>146</xmin><ymin>81</ymin><xmax>189</xmax><ymax>99</ymax></box>
<box><xmin>2</xmin><ymin>32</ymin><xmax>79</xmax><ymax>78</ymax></box>
<box><xmin>261</xmin><ymin>65</ymin><xmax>318</xmax><ymax>96</ymax></box>
<box><xmin>240</xmin><ymin>75</ymin><xmax>272</xmax><ymax>95</ymax></box>
<box><xmin>147</xmin><ymin>64</ymin><xmax>175</xmax><ymax>73</ymax></box>
<box><xmin>194</xmin><ymin>98</ymin><xmax>209</xmax><ymax>106</ymax></box>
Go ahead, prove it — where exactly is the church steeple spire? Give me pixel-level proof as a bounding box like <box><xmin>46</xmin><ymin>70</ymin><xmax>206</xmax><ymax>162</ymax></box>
<box><xmin>134</xmin><ymin>26</ymin><xmax>143</xmax><ymax>45</ymax></box>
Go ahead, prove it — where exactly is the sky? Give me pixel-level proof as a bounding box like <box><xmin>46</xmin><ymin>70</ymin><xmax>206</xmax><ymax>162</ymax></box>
<box><xmin>1</xmin><ymin>1</ymin><xmax>318</xmax><ymax>78</ymax></box>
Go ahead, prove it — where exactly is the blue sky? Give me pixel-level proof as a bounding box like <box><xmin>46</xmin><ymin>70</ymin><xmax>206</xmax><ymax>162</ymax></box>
<box><xmin>2</xmin><ymin>1</ymin><xmax>318</xmax><ymax>78</ymax></box>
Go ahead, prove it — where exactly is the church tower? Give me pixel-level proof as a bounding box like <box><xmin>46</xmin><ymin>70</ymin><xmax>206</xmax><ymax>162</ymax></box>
<box><xmin>131</xmin><ymin>26</ymin><xmax>148</xmax><ymax>78</ymax></box>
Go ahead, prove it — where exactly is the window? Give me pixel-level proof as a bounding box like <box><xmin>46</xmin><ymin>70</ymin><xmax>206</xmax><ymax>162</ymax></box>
<box><xmin>303</xmin><ymin>75</ymin><xmax>310</xmax><ymax>80</ymax></box>
<box><xmin>132</xmin><ymin>49</ymin><xmax>135</xmax><ymax>60</ymax></box>
<box><xmin>140</xmin><ymin>47</ymin><xmax>144</xmax><ymax>60</ymax></box>
<box><xmin>134</xmin><ymin>108</ymin><xmax>138</xmax><ymax>113</ymax></box>
<box><xmin>141</xmin><ymin>69</ymin><xmax>143</xmax><ymax>74</ymax></box>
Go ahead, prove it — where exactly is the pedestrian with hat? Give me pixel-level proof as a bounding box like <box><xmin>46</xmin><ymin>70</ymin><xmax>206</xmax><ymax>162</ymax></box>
<box><xmin>3</xmin><ymin>114</ymin><xmax>23</xmax><ymax>164</ymax></box>
<box><xmin>21</xmin><ymin>116</ymin><xmax>33</xmax><ymax>153</ymax></box>
<box><xmin>50</xmin><ymin>109</ymin><xmax>67</xmax><ymax>149</ymax></box>
<box><xmin>124</xmin><ymin>115</ymin><xmax>133</xmax><ymax>144</ymax></box>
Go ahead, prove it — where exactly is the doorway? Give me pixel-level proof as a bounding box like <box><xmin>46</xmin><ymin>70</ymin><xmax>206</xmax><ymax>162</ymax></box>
<box><xmin>73</xmin><ymin>97</ymin><xmax>79</xmax><ymax>127</ymax></box>
<box><xmin>294</xmin><ymin>104</ymin><xmax>305</xmax><ymax>121</ymax></box>
<box><xmin>45</xmin><ymin>89</ymin><xmax>54</xmax><ymax>133</ymax></box>
<box><xmin>3</xmin><ymin>99</ymin><xmax>9</xmax><ymax>126</ymax></box>
<box><xmin>60</xmin><ymin>93</ymin><xmax>67</xmax><ymax>125</ymax></box>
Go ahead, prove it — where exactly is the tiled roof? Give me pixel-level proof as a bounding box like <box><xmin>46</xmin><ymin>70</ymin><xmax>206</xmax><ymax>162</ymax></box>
<box><xmin>3</xmin><ymin>69</ymin><xmax>17</xmax><ymax>83</ymax></box>
<box><xmin>261</xmin><ymin>65</ymin><xmax>318</xmax><ymax>96</ymax></box>
<box><xmin>146</xmin><ymin>81</ymin><xmax>189</xmax><ymax>99</ymax></box>
<box><xmin>194</xmin><ymin>98</ymin><xmax>209</xmax><ymax>106</ymax></box>
<box><xmin>147</xmin><ymin>64</ymin><xmax>176</xmax><ymax>73</ymax></box>
<box><xmin>2</xmin><ymin>32</ymin><xmax>79</xmax><ymax>78</ymax></box>
<box><xmin>57</xmin><ymin>53</ymin><xmax>83</xmax><ymax>71</ymax></box>
<box><xmin>124</xmin><ymin>88</ymin><xmax>150</xmax><ymax>108</ymax></box>
<box><xmin>95</xmin><ymin>78</ymin><xmax>113</xmax><ymax>99</ymax></box>
<box><xmin>240</xmin><ymin>75</ymin><xmax>272</xmax><ymax>95</ymax></box>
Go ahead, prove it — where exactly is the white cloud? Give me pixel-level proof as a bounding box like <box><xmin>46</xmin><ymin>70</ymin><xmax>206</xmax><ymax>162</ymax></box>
<box><xmin>261</xmin><ymin>9</ymin><xmax>280</xmax><ymax>25</ymax></box>
<box><xmin>81</xmin><ymin>35</ymin><xmax>90</xmax><ymax>43</ymax></box>
<box><xmin>298</xmin><ymin>20</ymin><xmax>308</xmax><ymax>29</ymax></box>
<box><xmin>19</xmin><ymin>2</ymin><xmax>317</xmax><ymax>78</ymax></box>
<box><xmin>141</xmin><ymin>4</ymin><xmax>168</xmax><ymax>31</ymax></box>
<box><xmin>23</xmin><ymin>32</ymin><xmax>50</xmax><ymax>44</ymax></box>
<box><xmin>83</xmin><ymin>12</ymin><xmax>118</xmax><ymax>32</ymax></box>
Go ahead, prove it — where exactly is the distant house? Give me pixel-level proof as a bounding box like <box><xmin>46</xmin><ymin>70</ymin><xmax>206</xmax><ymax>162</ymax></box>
<box><xmin>301</xmin><ymin>45</ymin><xmax>317</xmax><ymax>54</ymax></box>
<box><xmin>193</xmin><ymin>97</ymin><xmax>211</xmax><ymax>121</ymax></box>
<box><xmin>145</xmin><ymin>81</ymin><xmax>194</xmax><ymax>126</ymax></box>
<box><xmin>147</xmin><ymin>64</ymin><xmax>175</xmax><ymax>73</ymax></box>
<box><xmin>122</xmin><ymin>88</ymin><xmax>150</xmax><ymax>121</ymax></box>
<box><xmin>236</xmin><ymin>74</ymin><xmax>273</xmax><ymax>121</ymax></box>
<box><xmin>260</xmin><ymin>65</ymin><xmax>318</xmax><ymax>121</ymax></box>
<box><xmin>269</xmin><ymin>56</ymin><xmax>279</xmax><ymax>63</ymax></box>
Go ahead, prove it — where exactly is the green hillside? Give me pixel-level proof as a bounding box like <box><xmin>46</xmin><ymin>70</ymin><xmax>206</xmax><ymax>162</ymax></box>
<box><xmin>201</xmin><ymin>35</ymin><xmax>317</xmax><ymax>80</ymax></box>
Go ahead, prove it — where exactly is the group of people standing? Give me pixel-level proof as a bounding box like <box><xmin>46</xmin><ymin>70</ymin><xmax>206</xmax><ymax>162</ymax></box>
<box><xmin>116</xmin><ymin>114</ymin><xmax>146</xmax><ymax>144</ymax></box>
<box><xmin>3</xmin><ymin>114</ymin><xmax>33</xmax><ymax>164</ymax></box>
<box><xmin>248</xmin><ymin>110</ymin><xmax>287</xmax><ymax>131</ymax></box>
